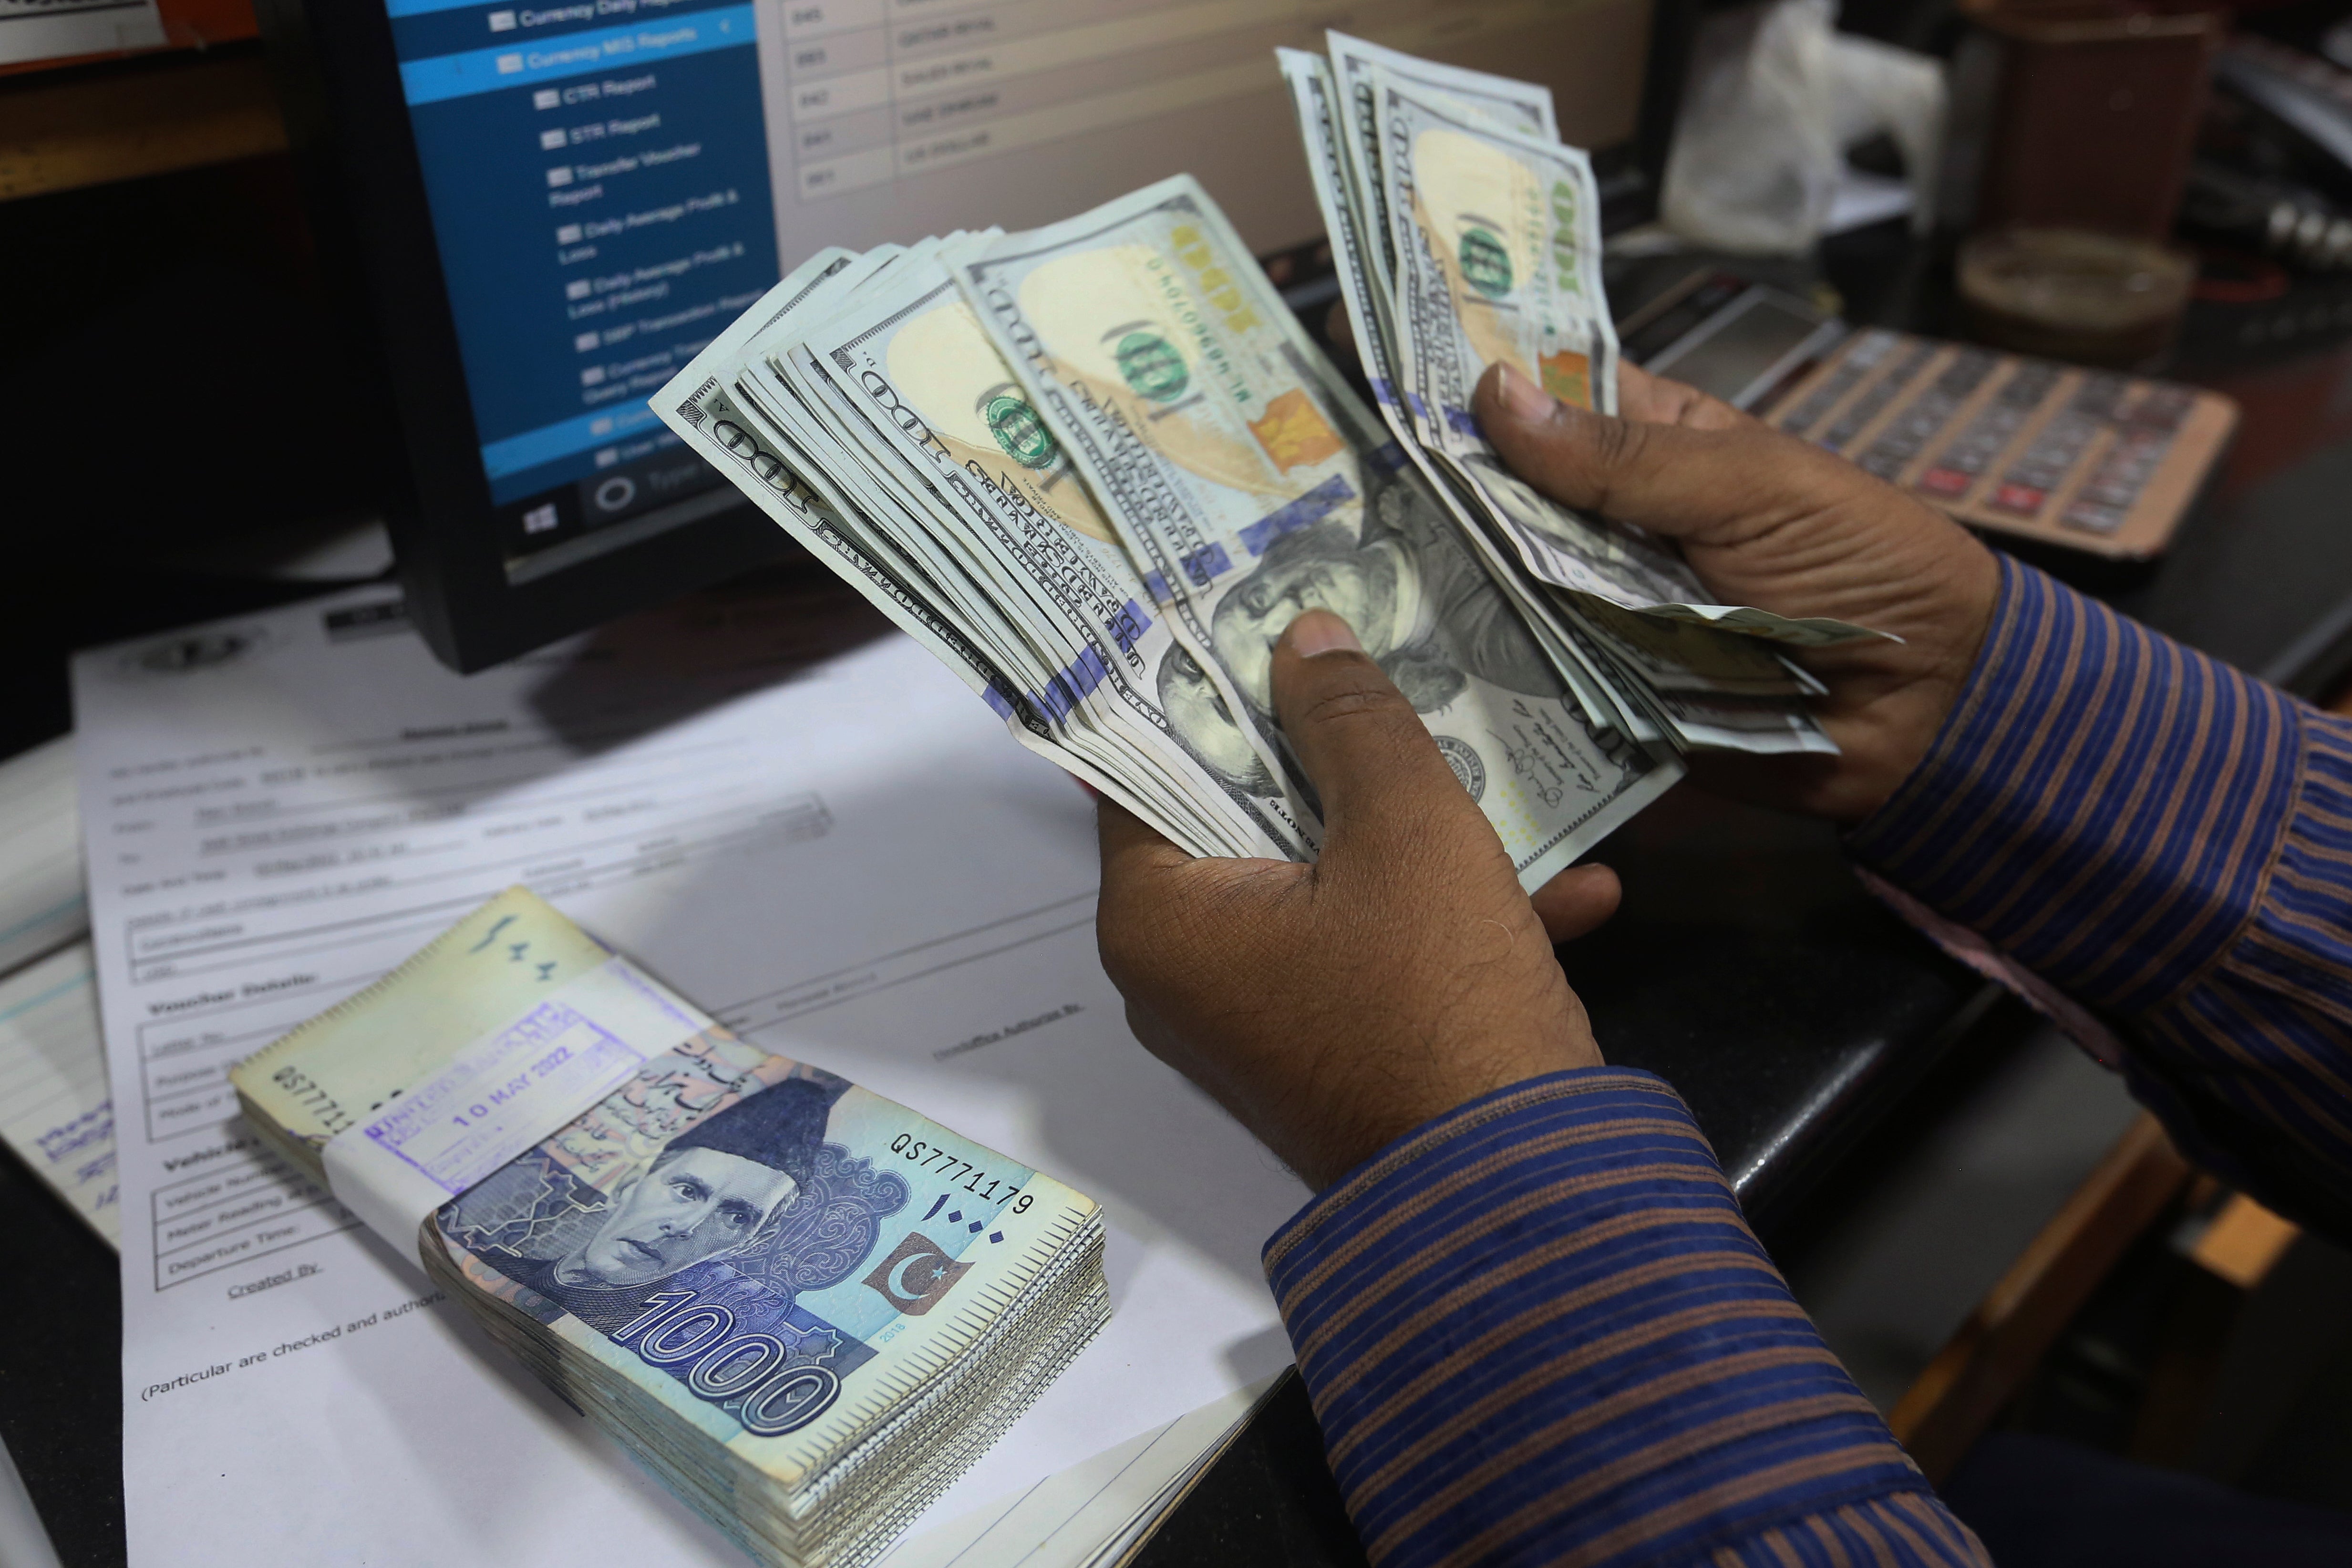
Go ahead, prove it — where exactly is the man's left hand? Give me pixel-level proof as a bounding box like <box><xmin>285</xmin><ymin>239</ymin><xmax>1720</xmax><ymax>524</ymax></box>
<box><xmin>1096</xmin><ymin>609</ymin><xmax>1617</xmax><ymax>1190</ymax></box>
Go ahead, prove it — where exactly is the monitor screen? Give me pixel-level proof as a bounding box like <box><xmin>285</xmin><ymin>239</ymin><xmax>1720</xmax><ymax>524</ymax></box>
<box><xmin>381</xmin><ymin>0</ymin><xmax>1658</xmax><ymax>585</ymax></box>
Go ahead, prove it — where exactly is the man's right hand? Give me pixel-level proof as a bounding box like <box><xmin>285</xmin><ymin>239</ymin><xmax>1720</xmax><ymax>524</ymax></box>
<box><xmin>1473</xmin><ymin>361</ymin><xmax>2003</xmax><ymax>823</ymax></box>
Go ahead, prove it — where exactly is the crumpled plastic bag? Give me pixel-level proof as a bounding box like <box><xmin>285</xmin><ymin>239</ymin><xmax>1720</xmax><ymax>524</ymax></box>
<box><xmin>1662</xmin><ymin>0</ymin><xmax>1946</xmax><ymax>255</ymax></box>
<box><xmin>1833</xmin><ymin>31</ymin><xmax>1947</xmax><ymax>227</ymax></box>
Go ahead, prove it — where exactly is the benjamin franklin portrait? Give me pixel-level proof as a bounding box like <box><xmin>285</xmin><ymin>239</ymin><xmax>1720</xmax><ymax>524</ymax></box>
<box><xmin>1209</xmin><ymin>462</ymin><xmax>1565</xmax><ymax>721</ymax></box>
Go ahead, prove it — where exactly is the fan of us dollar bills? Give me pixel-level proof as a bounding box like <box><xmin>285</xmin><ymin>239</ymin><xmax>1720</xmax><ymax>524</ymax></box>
<box><xmin>657</xmin><ymin>39</ymin><xmax>1880</xmax><ymax>892</ymax></box>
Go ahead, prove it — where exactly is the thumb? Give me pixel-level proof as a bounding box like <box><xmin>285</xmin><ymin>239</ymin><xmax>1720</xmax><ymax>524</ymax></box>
<box><xmin>1270</xmin><ymin>609</ymin><xmax>1497</xmax><ymax>866</ymax></box>
<box><xmin>1472</xmin><ymin>361</ymin><xmax>1793</xmax><ymax>544</ymax></box>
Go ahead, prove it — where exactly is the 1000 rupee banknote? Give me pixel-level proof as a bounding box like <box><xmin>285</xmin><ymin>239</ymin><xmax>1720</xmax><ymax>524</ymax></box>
<box><xmin>1374</xmin><ymin>73</ymin><xmax>1883</xmax><ymax>649</ymax></box>
<box><xmin>426</xmin><ymin>1031</ymin><xmax>1099</xmax><ymax>1490</ymax></box>
<box><xmin>953</xmin><ymin>175</ymin><xmax>1682</xmax><ymax>889</ymax></box>
<box><xmin>236</xmin><ymin>888</ymin><xmax>1107</xmax><ymax>1568</ymax></box>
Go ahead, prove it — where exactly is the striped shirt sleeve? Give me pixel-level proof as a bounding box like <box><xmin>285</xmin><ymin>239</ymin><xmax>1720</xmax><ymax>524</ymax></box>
<box><xmin>1262</xmin><ymin>1070</ymin><xmax>1991</xmax><ymax>1568</ymax></box>
<box><xmin>1259</xmin><ymin>555</ymin><xmax>2352</xmax><ymax>1565</ymax></box>
<box><xmin>1848</xmin><ymin>555</ymin><xmax>2352</xmax><ymax>1237</ymax></box>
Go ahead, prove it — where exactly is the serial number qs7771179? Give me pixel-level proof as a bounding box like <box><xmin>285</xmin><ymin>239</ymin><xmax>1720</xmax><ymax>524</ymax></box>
<box><xmin>887</xmin><ymin>1132</ymin><xmax>1033</xmax><ymax>1213</ymax></box>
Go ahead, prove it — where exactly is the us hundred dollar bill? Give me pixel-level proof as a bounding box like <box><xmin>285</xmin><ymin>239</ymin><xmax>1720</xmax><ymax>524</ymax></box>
<box><xmin>1324</xmin><ymin>30</ymin><xmax>1558</xmax><ymax>319</ymax></box>
<box><xmin>234</xmin><ymin>889</ymin><xmax>1107</xmax><ymax>1568</ymax></box>
<box><xmin>1272</xmin><ymin>49</ymin><xmax>1631</xmax><ymax>741</ymax></box>
<box><xmin>785</xmin><ymin>259</ymin><xmax>1315</xmax><ymax>858</ymax></box>
<box><xmin>1374</xmin><ymin>72</ymin><xmax>1882</xmax><ymax>648</ymax></box>
<box><xmin>952</xmin><ymin>175</ymin><xmax>1682</xmax><ymax>889</ymax></box>
<box><xmin>655</xmin><ymin>251</ymin><xmax>1052</xmax><ymax>742</ymax></box>
<box><xmin>654</xmin><ymin>250</ymin><xmax>1252</xmax><ymax>861</ymax></box>
<box><xmin>730</xmin><ymin>247</ymin><xmax>1296</xmax><ymax>860</ymax></box>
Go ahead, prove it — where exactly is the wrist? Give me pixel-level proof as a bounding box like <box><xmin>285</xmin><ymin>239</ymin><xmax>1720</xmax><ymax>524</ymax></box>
<box><xmin>1264</xmin><ymin>1067</ymin><xmax>1933</xmax><ymax>1568</ymax></box>
<box><xmin>1281</xmin><ymin>1059</ymin><xmax>1620</xmax><ymax>1194</ymax></box>
<box><xmin>1846</xmin><ymin>557</ymin><xmax>2306</xmax><ymax>1012</ymax></box>
<box><xmin>1288</xmin><ymin>1031</ymin><xmax>1603</xmax><ymax>1190</ymax></box>
<box><xmin>1826</xmin><ymin>660</ymin><xmax>1985</xmax><ymax>823</ymax></box>
<box><xmin>1796</xmin><ymin>553</ymin><xmax>2001</xmax><ymax>823</ymax></box>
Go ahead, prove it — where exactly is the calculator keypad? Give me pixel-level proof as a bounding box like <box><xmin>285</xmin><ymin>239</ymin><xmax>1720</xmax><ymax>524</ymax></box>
<box><xmin>1859</xmin><ymin>350</ymin><xmax>1996</xmax><ymax>479</ymax></box>
<box><xmin>1816</xmin><ymin>339</ymin><xmax>1938</xmax><ymax>450</ymax></box>
<box><xmin>1775</xmin><ymin>329</ymin><xmax>1895</xmax><ymax>433</ymax></box>
<box><xmin>2061</xmin><ymin>385</ymin><xmax>2192</xmax><ymax>533</ymax></box>
<box><xmin>1991</xmin><ymin>376</ymin><xmax>2127</xmax><ymax>518</ymax></box>
<box><xmin>1917</xmin><ymin>363</ymin><xmax>2059</xmax><ymax>499</ymax></box>
<box><xmin>1759</xmin><ymin>330</ymin><xmax>2228</xmax><ymax>557</ymax></box>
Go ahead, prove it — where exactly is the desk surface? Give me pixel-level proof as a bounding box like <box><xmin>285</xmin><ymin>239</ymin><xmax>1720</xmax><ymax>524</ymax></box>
<box><xmin>17</xmin><ymin>258</ymin><xmax>2352</xmax><ymax>1568</ymax></box>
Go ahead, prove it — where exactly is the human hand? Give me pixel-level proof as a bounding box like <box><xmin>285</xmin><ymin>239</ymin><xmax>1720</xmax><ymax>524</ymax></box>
<box><xmin>1096</xmin><ymin>609</ymin><xmax>1618</xmax><ymax>1190</ymax></box>
<box><xmin>1472</xmin><ymin>361</ymin><xmax>2002</xmax><ymax>822</ymax></box>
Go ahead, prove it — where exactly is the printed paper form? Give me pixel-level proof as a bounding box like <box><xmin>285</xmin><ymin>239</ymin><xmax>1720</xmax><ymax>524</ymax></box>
<box><xmin>74</xmin><ymin>579</ymin><xmax>1303</xmax><ymax>1568</ymax></box>
<box><xmin>0</xmin><ymin>941</ymin><xmax>116</xmax><ymax>1242</ymax></box>
<box><xmin>0</xmin><ymin>735</ymin><xmax>86</xmax><ymax>976</ymax></box>
<box><xmin>0</xmin><ymin>734</ymin><xmax>114</xmax><ymax>1244</ymax></box>
<box><xmin>881</xmin><ymin>1374</ymin><xmax>1283</xmax><ymax>1568</ymax></box>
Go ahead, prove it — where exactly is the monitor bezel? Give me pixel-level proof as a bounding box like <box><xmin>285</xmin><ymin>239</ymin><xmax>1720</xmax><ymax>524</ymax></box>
<box><xmin>257</xmin><ymin>0</ymin><xmax>1696</xmax><ymax>674</ymax></box>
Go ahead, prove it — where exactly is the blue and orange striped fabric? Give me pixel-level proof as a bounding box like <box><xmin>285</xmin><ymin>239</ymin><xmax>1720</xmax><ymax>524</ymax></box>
<box><xmin>1264</xmin><ymin>1072</ymin><xmax>1989</xmax><ymax>1567</ymax></box>
<box><xmin>1851</xmin><ymin>557</ymin><xmax>2352</xmax><ymax>1239</ymax></box>
<box><xmin>1260</xmin><ymin>556</ymin><xmax>2352</xmax><ymax>1565</ymax></box>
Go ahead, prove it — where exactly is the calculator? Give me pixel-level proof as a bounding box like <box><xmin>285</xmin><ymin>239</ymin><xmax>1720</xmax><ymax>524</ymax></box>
<box><xmin>1618</xmin><ymin>271</ymin><xmax>2239</xmax><ymax>561</ymax></box>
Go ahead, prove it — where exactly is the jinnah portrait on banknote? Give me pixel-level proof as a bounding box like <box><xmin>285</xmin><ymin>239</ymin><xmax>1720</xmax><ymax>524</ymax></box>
<box><xmin>415</xmin><ymin>1014</ymin><xmax>1099</xmax><ymax>1459</ymax></box>
<box><xmin>1209</xmin><ymin>458</ymin><xmax>1565</xmax><ymax>717</ymax></box>
<box><xmin>470</xmin><ymin>1073</ymin><xmax>853</xmax><ymax>1332</ymax></box>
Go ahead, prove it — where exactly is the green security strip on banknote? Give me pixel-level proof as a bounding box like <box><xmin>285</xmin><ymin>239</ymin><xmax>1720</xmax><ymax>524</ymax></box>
<box><xmin>232</xmin><ymin>889</ymin><xmax>1108</xmax><ymax>1568</ymax></box>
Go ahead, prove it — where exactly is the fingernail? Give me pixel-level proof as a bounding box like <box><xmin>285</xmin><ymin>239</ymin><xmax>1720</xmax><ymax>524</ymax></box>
<box><xmin>1496</xmin><ymin>363</ymin><xmax>1554</xmax><ymax>423</ymax></box>
<box><xmin>1284</xmin><ymin>608</ymin><xmax>1362</xmax><ymax>659</ymax></box>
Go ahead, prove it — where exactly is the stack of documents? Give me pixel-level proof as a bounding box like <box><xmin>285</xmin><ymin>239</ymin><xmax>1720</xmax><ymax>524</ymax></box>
<box><xmin>0</xmin><ymin>735</ymin><xmax>113</xmax><ymax>1244</ymax></box>
<box><xmin>233</xmin><ymin>888</ymin><xmax>1107</xmax><ymax>1568</ymax></box>
<box><xmin>659</xmin><ymin>44</ymin><xmax>1878</xmax><ymax>893</ymax></box>
<box><xmin>879</xmin><ymin>1375</ymin><xmax>1280</xmax><ymax>1568</ymax></box>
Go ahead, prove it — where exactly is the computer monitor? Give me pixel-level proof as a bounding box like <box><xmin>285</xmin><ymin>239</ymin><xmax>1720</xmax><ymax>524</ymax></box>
<box><xmin>261</xmin><ymin>0</ymin><xmax>1690</xmax><ymax>672</ymax></box>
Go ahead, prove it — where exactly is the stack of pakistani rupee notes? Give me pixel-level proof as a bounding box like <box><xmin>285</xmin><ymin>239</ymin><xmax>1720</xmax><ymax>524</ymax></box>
<box><xmin>656</xmin><ymin>40</ymin><xmax>1877</xmax><ymax>892</ymax></box>
<box><xmin>232</xmin><ymin>888</ymin><xmax>1106</xmax><ymax>1568</ymax></box>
